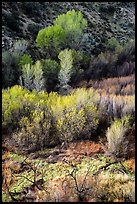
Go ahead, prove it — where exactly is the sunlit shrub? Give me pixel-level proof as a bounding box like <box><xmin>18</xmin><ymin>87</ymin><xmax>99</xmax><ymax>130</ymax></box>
<box><xmin>56</xmin><ymin>107</ymin><xmax>86</xmax><ymax>142</ymax></box>
<box><xmin>106</xmin><ymin>116</ymin><xmax>131</xmax><ymax>157</ymax></box>
<box><xmin>13</xmin><ymin>102</ymin><xmax>52</xmax><ymax>151</ymax></box>
<box><xmin>2</xmin><ymin>86</ymin><xmax>49</xmax><ymax>134</ymax></box>
<box><xmin>50</xmin><ymin>88</ymin><xmax>99</xmax><ymax>142</ymax></box>
<box><xmin>2</xmin><ymin>85</ymin><xmax>30</xmax><ymax>133</ymax></box>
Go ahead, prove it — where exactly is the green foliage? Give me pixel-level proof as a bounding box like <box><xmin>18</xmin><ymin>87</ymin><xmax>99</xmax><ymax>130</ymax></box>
<box><xmin>42</xmin><ymin>59</ymin><xmax>61</xmax><ymax>90</ymax></box>
<box><xmin>14</xmin><ymin>103</ymin><xmax>52</xmax><ymax>150</ymax></box>
<box><xmin>107</xmin><ymin>37</ymin><xmax>122</xmax><ymax>52</ymax></box>
<box><xmin>54</xmin><ymin>9</ymin><xmax>87</xmax><ymax>49</ymax></box>
<box><xmin>57</xmin><ymin>107</ymin><xmax>86</xmax><ymax>142</ymax></box>
<box><xmin>36</xmin><ymin>25</ymin><xmax>66</xmax><ymax>58</ymax></box>
<box><xmin>36</xmin><ymin>9</ymin><xmax>87</xmax><ymax>58</ymax></box>
<box><xmin>2</xmin><ymin>85</ymin><xmax>30</xmax><ymax>133</ymax></box>
<box><xmin>33</xmin><ymin>61</ymin><xmax>45</xmax><ymax>91</ymax></box>
<box><xmin>19</xmin><ymin>54</ymin><xmax>33</xmax><ymax>66</ymax></box>
<box><xmin>21</xmin><ymin>63</ymin><xmax>34</xmax><ymax>90</ymax></box>
<box><xmin>2</xmin><ymin>51</ymin><xmax>15</xmax><ymax>87</ymax></box>
<box><xmin>58</xmin><ymin>49</ymin><xmax>73</xmax><ymax>94</ymax></box>
<box><xmin>13</xmin><ymin>39</ymin><xmax>28</xmax><ymax>55</ymax></box>
<box><xmin>3</xmin><ymin>86</ymin><xmax>99</xmax><ymax>147</ymax></box>
<box><xmin>50</xmin><ymin>88</ymin><xmax>99</xmax><ymax>142</ymax></box>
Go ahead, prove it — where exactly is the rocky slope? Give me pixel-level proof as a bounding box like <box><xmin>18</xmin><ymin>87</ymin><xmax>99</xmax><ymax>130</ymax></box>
<box><xmin>2</xmin><ymin>2</ymin><xmax>135</xmax><ymax>55</ymax></box>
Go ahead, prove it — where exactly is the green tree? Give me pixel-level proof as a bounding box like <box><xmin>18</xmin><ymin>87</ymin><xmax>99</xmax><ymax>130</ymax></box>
<box><xmin>54</xmin><ymin>9</ymin><xmax>87</xmax><ymax>50</ymax></box>
<box><xmin>36</xmin><ymin>10</ymin><xmax>87</xmax><ymax>58</ymax></box>
<box><xmin>36</xmin><ymin>25</ymin><xmax>66</xmax><ymax>58</ymax></box>
<box><xmin>58</xmin><ymin>49</ymin><xmax>73</xmax><ymax>94</ymax></box>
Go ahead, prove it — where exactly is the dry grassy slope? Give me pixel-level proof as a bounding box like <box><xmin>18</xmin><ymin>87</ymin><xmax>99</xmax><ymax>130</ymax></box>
<box><xmin>2</xmin><ymin>2</ymin><xmax>135</xmax><ymax>54</ymax></box>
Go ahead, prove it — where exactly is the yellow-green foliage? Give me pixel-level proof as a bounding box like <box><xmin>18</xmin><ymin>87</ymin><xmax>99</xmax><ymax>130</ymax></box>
<box><xmin>3</xmin><ymin>86</ymin><xmax>99</xmax><ymax>149</ymax></box>
<box><xmin>49</xmin><ymin>88</ymin><xmax>99</xmax><ymax>142</ymax></box>
<box><xmin>106</xmin><ymin>116</ymin><xmax>131</xmax><ymax>157</ymax></box>
<box><xmin>57</xmin><ymin>107</ymin><xmax>86</xmax><ymax>142</ymax></box>
<box><xmin>2</xmin><ymin>85</ymin><xmax>48</xmax><ymax>133</ymax></box>
<box><xmin>14</xmin><ymin>102</ymin><xmax>52</xmax><ymax>150</ymax></box>
<box><xmin>2</xmin><ymin>85</ymin><xmax>30</xmax><ymax>132</ymax></box>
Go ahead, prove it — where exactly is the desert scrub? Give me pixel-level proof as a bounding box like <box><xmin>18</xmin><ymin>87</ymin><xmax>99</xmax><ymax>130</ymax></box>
<box><xmin>56</xmin><ymin>107</ymin><xmax>86</xmax><ymax>142</ymax></box>
<box><xmin>13</xmin><ymin>102</ymin><xmax>52</xmax><ymax>151</ymax></box>
<box><xmin>2</xmin><ymin>85</ymin><xmax>30</xmax><ymax>133</ymax></box>
<box><xmin>106</xmin><ymin>116</ymin><xmax>131</xmax><ymax>157</ymax></box>
<box><xmin>2</xmin><ymin>85</ymin><xmax>49</xmax><ymax>134</ymax></box>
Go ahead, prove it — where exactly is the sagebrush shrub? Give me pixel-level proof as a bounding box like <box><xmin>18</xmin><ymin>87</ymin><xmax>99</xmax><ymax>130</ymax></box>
<box><xmin>14</xmin><ymin>103</ymin><xmax>52</xmax><ymax>151</ymax></box>
<box><xmin>106</xmin><ymin>116</ymin><xmax>131</xmax><ymax>157</ymax></box>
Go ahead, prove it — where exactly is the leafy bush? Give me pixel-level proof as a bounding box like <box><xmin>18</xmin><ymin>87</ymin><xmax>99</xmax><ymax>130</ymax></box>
<box><xmin>19</xmin><ymin>53</ymin><xmax>33</xmax><ymax>66</ymax></box>
<box><xmin>50</xmin><ymin>88</ymin><xmax>99</xmax><ymax>142</ymax></box>
<box><xmin>106</xmin><ymin>116</ymin><xmax>131</xmax><ymax>157</ymax></box>
<box><xmin>2</xmin><ymin>85</ymin><xmax>48</xmax><ymax>134</ymax></box>
<box><xmin>13</xmin><ymin>103</ymin><xmax>52</xmax><ymax>151</ymax></box>
<box><xmin>106</xmin><ymin>37</ymin><xmax>122</xmax><ymax>52</ymax></box>
<box><xmin>42</xmin><ymin>59</ymin><xmax>61</xmax><ymax>91</ymax></box>
<box><xmin>2</xmin><ymin>86</ymin><xmax>30</xmax><ymax>133</ymax></box>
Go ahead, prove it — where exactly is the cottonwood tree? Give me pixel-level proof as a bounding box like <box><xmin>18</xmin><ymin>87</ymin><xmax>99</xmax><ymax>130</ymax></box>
<box><xmin>58</xmin><ymin>49</ymin><xmax>73</xmax><ymax>94</ymax></box>
<box><xmin>36</xmin><ymin>10</ymin><xmax>87</xmax><ymax>58</ymax></box>
<box><xmin>20</xmin><ymin>61</ymin><xmax>45</xmax><ymax>91</ymax></box>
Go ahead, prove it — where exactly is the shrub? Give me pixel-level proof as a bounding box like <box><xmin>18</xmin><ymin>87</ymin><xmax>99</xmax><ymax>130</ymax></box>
<box><xmin>19</xmin><ymin>54</ymin><xmax>33</xmax><ymax>66</ymax></box>
<box><xmin>3</xmin><ymin>86</ymin><xmax>99</xmax><ymax>148</ymax></box>
<box><xmin>56</xmin><ymin>107</ymin><xmax>86</xmax><ymax>142</ymax></box>
<box><xmin>13</xmin><ymin>39</ymin><xmax>28</xmax><ymax>55</ymax></box>
<box><xmin>50</xmin><ymin>88</ymin><xmax>99</xmax><ymax>142</ymax></box>
<box><xmin>106</xmin><ymin>116</ymin><xmax>131</xmax><ymax>157</ymax></box>
<box><xmin>2</xmin><ymin>86</ymin><xmax>30</xmax><ymax>133</ymax></box>
<box><xmin>2</xmin><ymin>85</ymin><xmax>48</xmax><ymax>134</ymax></box>
<box><xmin>13</xmin><ymin>103</ymin><xmax>52</xmax><ymax>151</ymax></box>
<box><xmin>2</xmin><ymin>40</ymin><xmax>29</xmax><ymax>88</ymax></box>
<box><xmin>42</xmin><ymin>59</ymin><xmax>61</xmax><ymax>91</ymax></box>
<box><xmin>107</xmin><ymin>37</ymin><xmax>122</xmax><ymax>52</ymax></box>
<box><xmin>2</xmin><ymin>51</ymin><xmax>15</xmax><ymax>87</ymax></box>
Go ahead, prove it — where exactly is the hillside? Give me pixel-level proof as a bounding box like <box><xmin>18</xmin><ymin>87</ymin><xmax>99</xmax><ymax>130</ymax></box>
<box><xmin>2</xmin><ymin>2</ymin><xmax>135</xmax><ymax>54</ymax></box>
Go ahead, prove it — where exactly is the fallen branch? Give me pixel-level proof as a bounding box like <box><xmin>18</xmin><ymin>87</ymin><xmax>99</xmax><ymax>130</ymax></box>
<box><xmin>93</xmin><ymin>159</ymin><xmax>128</xmax><ymax>175</ymax></box>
